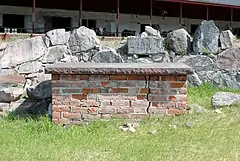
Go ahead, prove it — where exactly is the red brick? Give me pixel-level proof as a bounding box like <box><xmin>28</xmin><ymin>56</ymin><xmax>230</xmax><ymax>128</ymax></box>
<box><xmin>128</xmin><ymin>75</ymin><xmax>146</xmax><ymax>80</ymax></box>
<box><xmin>99</xmin><ymin>107</ymin><xmax>116</xmax><ymax>114</ymax></box>
<box><xmin>117</xmin><ymin>81</ymin><xmax>137</xmax><ymax>87</ymax></box>
<box><xmin>52</xmin><ymin>111</ymin><xmax>61</xmax><ymax>119</ymax></box>
<box><xmin>81</xmin><ymin>100</ymin><xmax>100</xmax><ymax>107</ymax></box>
<box><xmin>116</xmin><ymin>108</ymin><xmax>134</xmax><ymax>113</ymax></box>
<box><xmin>69</xmin><ymin>100</ymin><xmax>81</xmax><ymax>106</ymax></box>
<box><xmin>82</xmin><ymin>88</ymin><xmax>100</xmax><ymax>94</ymax></box>
<box><xmin>169</xmin><ymin>96</ymin><xmax>176</xmax><ymax>101</ymax></box>
<box><xmin>62</xmin><ymin>89</ymin><xmax>81</xmax><ymax>94</ymax></box>
<box><xmin>52</xmin><ymin>89</ymin><xmax>60</xmax><ymax>95</ymax></box>
<box><xmin>112</xmin><ymin>88</ymin><xmax>128</xmax><ymax>93</ymax></box>
<box><xmin>63</xmin><ymin>112</ymin><xmax>81</xmax><ymax>118</ymax></box>
<box><xmin>150</xmin><ymin>89</ymin><xmax>168</xmax><ymax>95</ymax></box>
<box><xmin>131</xmin><ymin>100</ymin><xmax>149</xmax><ymax>108</ymax></box>
<box><xmin>79</xmin><ymin>75</ymin><xmax>89</xmax><ymax>80</ymax></box>
<box><xmin>70</xmin><ymin>81</ymin><xmax>88</xmax><ymax>88</ymax></box>
<box><xmin>170</xmin><ymin>82</ymin><xmax>186</xmax><ymax>88</ymax></box>
<box><xmin>179</xmin><ymin>88</ymin><xmax>187</xmax><ymax>94</ymax></box>
<box><xmin>161</xmin><ymin>76</ymin><xmax>177</xmax><ymax>81</ymax></box>
<box><xmin>139</xmin><ymin>88</ymin><xmax>149</xmax><ymax>94</ymax></box>
<box><xmin>137</xmin><ymin>95</ymin><xmax>147</xmax><ymax>100</ymax></box>
<box><xmin>53</xmin><ymin>105</ymin><xmax>70</xmax><ymax>112</ymax></box>
<box><xmin>150</xmin><ymin>76</ymin><xmax>160</xmax><ymax>81</ymax></box>
<box><xmin>101</xmin><ymin>82</ymin><xmax>109</xmax><ymax>87</ymax></box>
<box><xmin>100</xmin><ymin>100</ymin><xmax>111</xmax><ymax>106</ymax></box>
<box><xmin>167</xmin><ymin>108</ymin><xmax>186</xmax><ymax>115</ymax></box>
<box><xmin>58</xmin><ymin>118</ymin><xmax>71</xmax><ymax>124</ymax></box>
<box><xmin>72</xmin><ymin>94</ymin><xmax>87</xmax><ymax>100</ymax></box>
<box><xmin>151</xmin><ymin>102</ymin><xmax>176</xmax><ymax>108</ymax></box>
<box><xmin>109</xmin><ymin>75</ymin><xmax>127</xmax><ymax>80</ymax></box>
<box><xmin>52</xmin><ymin>74</ymin><xmax>60</xmax><ymax>80</ymax></box>
<box><xmin>52</xmin><ymin>81</ymin><xmax>69</xmax><ymax>87</ymax></box>
<box><xmin>149</xmin><ymin>81</ymin><xmax>168</xmax><ymax>88</ymax></box>
<box><xmin>87</xmin><ymin>107</ymin><xmax>98</xmax><ymax>113</ymax></box>
<box><xmin>82</xmin><ymin>114</ymin><xmax>101</xmax><ymax>120</ymax></box>
<box><xmin>72</xmin><ymin>107</ymin><xmax>89</xmax><ymax>113</ymax></box>
<box><xmin>148</xmin><ymin>107</ymin><xmax>167</xmax><ymax>114</ymax></box>
<box><xmin>148</xmin><ymin>95</ymin><xmax>167</xmax><ymax>102</ymax></box>
<box><xmin>111</xmin><ymin>100</ymin><xmax>130</xmax><ymax>107</ymax></box>
<box><xmin>134</xmin><ymin>108</ymin><xmax>147</xmax><ymax>113</ymax></box>
<box><xmin>60</xmin><ymin>75</ymin><xmax>78</xmax><ymax>81</ymax></box>
<box><xmin>89</xmin><ymin>75</ymin><xmax>109</xmax><ymax>81</ymax></box>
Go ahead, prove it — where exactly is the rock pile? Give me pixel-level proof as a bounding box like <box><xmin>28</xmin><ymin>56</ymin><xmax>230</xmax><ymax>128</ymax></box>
<box><xmin>0</xmin><ymin>20</ymin><xmax>239</xmax><ymax>116</ymax></box>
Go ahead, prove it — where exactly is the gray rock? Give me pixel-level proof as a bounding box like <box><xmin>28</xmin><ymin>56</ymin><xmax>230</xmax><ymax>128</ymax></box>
<box><xmin>216</xmin><ymin>48</ymin><xmax>240</xmax><ymax>72</ymax></box>
<box><xmin>166</xmin><ymin>28</ymin><xmax>192</xmax><ymax>55</ymax></box>
<box><xmin>127</xmin><ymin>36</ymin><xmax>165</xmax><ymax>55</ymax></box>
<box><xmin>26</xmin><ymin>80</ymin><xmax>52</xmax><ymax>100</ymax></box>
<box><xmin>135</xmin><ymin>58</ymin><xmax>153</xmax><ymax>63</ymax></box>
<box><xmin>92</xmin><ymin>49</ymin><xmax>124</xmax><ymax>63</ymax></box>
<box><xmin>151</xmin><ymin>52</ymin><xmax>170</xmax><ymax>62</ymax></box>
<box><xmin>220</xmin><ymin>30</ymin><xmax>236</xmax><ymax>49</ymax></box>
<box><xmin>42</xmin><ymin>45</ymin><xmax>67</xmax><ymax>63</ymax></box>
<box><xmin>193</xmin><ymin>20</ymin><xmax>220</xmax><ymax>54</ymax></box>
<box><xmin>145</xmin><ymin>26</ymin><xmax>161</xmax><ymax>37</ymax></box>
<box><xmin>42</xmin><ymin>35</ymin><xmax>50</xmax><ymax>48</ymax></box>
<box><xmin>141</xmin><ymin>32</ymin><xmax>148</xmax><ymax>37</ymax></box>
<box><xmin>8</xmin><ymin>99</ymin><xmax>36</xmax><ymax>112</ymax></box>
<box><xmin>46</xmin><ymin>29</ymin><xmax>70</xmax><ymax>46</ymax></box>
<box><xmin>61</xmin><ymin>55</ymin><xmax>80</xmax><ymax>63</ymax></box>
<box><xmin>175</xmin><ymin>55</ymin><xmax>215</xmax><ymax>71</ymax></box>
<box><xmin>188</xmin><ymin>73</ymin><xmax>203</xmax><ymax>86</ymax></box>
<box><xmin>169</xmin><ymin>51</ymin><xmax>176</xmax><ymax>62</ymax></box>
<box><xmin>0</xmin><ymin>103</ymin><xmax>10</xmax><ymax>112</ymax></box>
<box><xmin>212</xmin><ymin>92</ymin><xmax>240</xmax><ymax>108</ymax></box>
<box><xmin>28</xmin><ymin>99</ymin><xmax>51</xmax><ymax>115</ymax></box>
<box><xmin>69</xmin><ymin>26</ymin><xmax>100</xmax><ymax>53</ymax></box>
<box><xmin>1</xmin><ymin>37</ymin><xmax>47</xmax><ymax>68</ymax></box>
<box><xmin>0</xmin><ymin>69</ymin><xmax>25</xmax><ymax>84</ymax></box>
<box><xmin>0</xmin><ymin>85</ymin><xmax>24</xmax><ymax>103</ymax></box>
<box><xmin>0</xmin><ymin>42</ymin><xmax>8</xmax><ymax>51</ymax></box>
<box><xmin>197</xmin><ymin>71</ymin><xmax>240</xmax><ymax>89</ymax></box>
<box><xmin>18</xmin><ymin>61</ymin><xmax>42</xmax><ymax>74</ymax></box>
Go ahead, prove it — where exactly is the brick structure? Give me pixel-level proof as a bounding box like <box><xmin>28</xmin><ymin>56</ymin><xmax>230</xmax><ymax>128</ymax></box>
<box><xmin>46</xmin><ymin>63</ymin><xmax>193</xmax><ymax>125</ymax></box>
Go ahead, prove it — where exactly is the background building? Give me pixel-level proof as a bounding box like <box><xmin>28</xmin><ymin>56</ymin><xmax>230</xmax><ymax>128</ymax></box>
<box><xmin>0</xmin><ymin>0</ymin><xmax>240</xmax><ymax>36</ymax></box>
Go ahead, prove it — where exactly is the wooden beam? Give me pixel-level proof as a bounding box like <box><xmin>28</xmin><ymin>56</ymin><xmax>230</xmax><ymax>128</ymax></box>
<box><xmin>150</xmin><ymin>0</ymin><xmax>152</xmax><ymax>26</ymax></box>
<box><xmin>116</xmin><ymin>0</ymin><xmax>120</xmax><ymax>36</ymax></box>
<box><xmin>179</xmin><ymin>3</ymin><xmax>182</xmax><ymax>28</ymax></box>
<box><xmin>230</xmin><ymin>8</ymin><xmax>233</xmax><ymax>30</ymax></box>
<box><xmin>32</xmin><ymin>0</ymin><xmax>36</xmax><ymax>33</ymax></box>
<box><xmin>206</xmin><ymin>5</ymin><xmax>209</xmax><ymax>20</ymax></box>
<box><xmin>79</xmin><ymin>0</ymin><xmax>83</xmax><ymax>27</ymax></box>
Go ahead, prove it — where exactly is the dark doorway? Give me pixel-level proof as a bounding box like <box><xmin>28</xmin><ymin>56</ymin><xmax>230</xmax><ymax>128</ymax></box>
<box><xmin>191</xmin><ymin>24</ymin><xmax>199</xmax><ymax>35</ymax></box>
<box><xmin>2</xmin><ymin>14</ymin><xmax>25</xmax><ymax>33</ymax></box>
<box><xmin>52</xmin><ymin>17</ymin><xmax>71</xmax><ymax>31</ymax></box>
<box><xmin>140</xmin><ymin>24</ymin><xmax>149</xmax><ymax>33</ymax></box>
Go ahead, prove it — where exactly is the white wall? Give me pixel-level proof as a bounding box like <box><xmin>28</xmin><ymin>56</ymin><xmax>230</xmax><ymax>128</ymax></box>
<box><xmin>1</xmin><ymin>5</ymin><xmax>240</xmax><ymax>34</ymax></box>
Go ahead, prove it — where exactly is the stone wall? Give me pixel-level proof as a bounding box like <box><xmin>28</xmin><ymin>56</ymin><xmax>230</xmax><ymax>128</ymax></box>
<box><xmin>47</xmin><ymin>63</ymin><xmax>192</xmax><ymax>124</ymax></box>
<box><xmin>0</xmin><ymin>20</ymin><xmax>239</xmax><ymax>118</ymax></box>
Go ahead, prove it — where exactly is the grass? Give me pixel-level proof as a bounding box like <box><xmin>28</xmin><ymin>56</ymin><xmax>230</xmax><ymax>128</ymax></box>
<box><xmin>0</xmin><ymin>84</ymin><xmax>240</xmax><ymax>161</ymax></box>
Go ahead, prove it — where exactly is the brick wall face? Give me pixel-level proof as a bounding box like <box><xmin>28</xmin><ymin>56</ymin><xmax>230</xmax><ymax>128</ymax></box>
<box><xmin>51</xmin><ymin>74</ymin><xmax>188</xmax><ymax>124</ymax></box>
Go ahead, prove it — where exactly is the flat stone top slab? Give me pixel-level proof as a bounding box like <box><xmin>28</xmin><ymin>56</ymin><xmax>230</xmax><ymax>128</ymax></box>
<box><xmin>45</xmin><ymin>63</ymin><xmax>193</xmax><ymax>75</ymax></box>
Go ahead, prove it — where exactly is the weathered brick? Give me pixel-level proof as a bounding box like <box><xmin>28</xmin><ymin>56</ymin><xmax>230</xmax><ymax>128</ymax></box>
<box><xmin>101</xmin><ymin>114</ymin><xmax>112</xmax><ymax>119</ymax></box>
<box><xmin>70</xmin><ymin>81</ymin><xmax>88</xmax><ymax>88</ymax></box>
<box><xmin>52</xmin><ymin>81</ymin><xmax>69</xmax><ymax>87</ymax></box>
<box><xmin>176</xmin><ymin>102</ymin><xmax>187</xmax><ymax>109</ymax></box>
<box><xmin>137</xmin><ymin>81</ymin><xmax>147</xmax><ymax>88</ymax></box>
<box><xmin>101</xmin><ymin>82</ymin><xmax>109</xmax><ymax>87</ymax></box>
<box><xmin>169</xmin><ymin>96</ymin><xmax>176</xmax><ymax>101</ymax></box>
<box><xmin>58</xmin><ymin>118</ymin><xmax>71</xmax><ymax>124</ymax></box>
<box><xmin>98</xmin><ymin>107</ymin><xmax>116</xmax><ymax>114</ymax></box>
<box><xmin>52</xmin><ymin>89</ymin><xmax>60</xmax><ymax>95</ymax></box>
<box><xmin>60</xmin><ymin>75</ymin><xmax>78</xmax><ymax>81</ymax></box>
<box><xmin>151</xmin><ymin>102</ymin><xmax>176</xmax><ymax>108</ymax></box>
<box><xmin>137</xmin><ymin>95</ymin><xmax>147</xmax><ymax>100</ymax></box>
<box><xmin>131</xmin><ymin>100</ymin><xmax>149</xmax><ymax>108</ymax></box>
<box><xmin>61</xmin><ymin>88</ymin><xmax>81</xmax><ymax>94</ymax></box>
<box><xmin>97</xmin><ymin>94</ymin><xmax>137</xmax><ymax>100</ymax></box>
<box><xmin>179</xmin><ymin>88</ymin><xmax>187</xmax><ymax>94</ymax></box>
<box><xmin>127</xmin><ymin>75</ymin><xmax>146</xmax><ymax>80</ymax></box>
<box><xmin>63</xmin><ymin>112</ymin><xmax>81</xmax><ymax>118</ymax></box>
<box><xmin>52</xmin><ymin>111</ymin><xmax>61</xmax><ymax>119</ymax></box>
<box><xmin>109</xmin><ymin>75</ymin><xmax>127</xmax><ymax>80</ymax></box>
<box><xmin>72</xmin><ymin>94</ymin><xmax>87</xmax><ymax>100</ymax></box>
<box><xmin>100</xmin><ymin>87</ymin><xmax>112</xmax><ymax>93</ymax></box>
<box><xmin>148</xmin><ymin>95</ymin><xmax>167</xmax><ymax>102</ymax></box>
<box><xmin>111</xmin><ymin>100</ymin><xmax>130</xmax><ymax>107</ymax></box>
<box><xmin>72</xmin><ymin>107</ymin><xmax>89</xmax><ymax>113</ymax></box>
<box><xmin>170</xmin><ymin>82</ymin><xmax>186</xmax><ymax>88</ymax></box>
<box><xmin>89</xmin><ymin>75</ymin><xmax>109</xmax><ymax>81</ymax></box>
<box><xmin>150</xmin><ymin>76</ymin><xmax>160</xmax><ymax>81</ymax></box>
<box><xmin>167</xmin><ymin>108</ymin><xmax>186</xmax><ymax>115</ymax></box>
<box><xmin>117</xmin><ymin>81</ymin><xmax>137</xmax><ymax>87</ymax></box>
<box><xmin>176</xmin><ymin>95</ymin><xmax>187</xmax><ymax>102</ymax></box>
<box><xmin>149</xmin><ymin>81</ymin><xmax>168</xmax><ymax>88</ymax></box>
<box><xmin>148</xmin><ymin>107</ymin><xmax>167</xmax><ymax>114</ymax></box>
<box><xmin>79</xmin><ymin>75</ymin><xmax>89</xmax><ymax>80</ymax></box>
<box><xmin>53</xmin><ymin>105</ymin><xmax>70</xmax><ymax>112</ymax></box>
<box><xmin>69</xmin><ymin>99</ymin><xmax>81</xmax><ymax>106</ymax></box>
<box><xmin>139</xmin><ymin>88</ymin><xmax>149</xmax><ymax>94</ymax></box>
<box><xmin>81</xmin><ymin>100</ymin><xmax>100</xmax><ymax>107</ymax></box>
<box><xmin>111</xmin><ymin>114</ymin><xmax>131</xmax><ymax>118</ymax></box>
<box><xmin>52</xmin><ymin>74</ymin><xmax>60</xmax><ymax>80</ymax></box>
<box><xmin>100</xmin><ymin>100</ymin><xmax>111</xmax><ymax>107</ymax></box>
<box><xmin>161</xmin><ymin>76</ymin><xmax>177</xmax><ymax>81</ymax></box>
<box><xmin>116</xmin><ymin>107</ymin><xmax>134</xmax><ymax>114</ymax></box>
<box><xmin>82</xmin><ymin>114</ymin><xmax>101</xmax><ymax>120</ymax></box>
<box><xmin>112</xmin><ymin>88</ymin><xmax>128</xmax><ymax>93</ymax></box>
<box><xmin>177</xmin><ymin>75</ymin><xmax>187</xmax><ymax>81</ymax></box>
<box><xmin>133</xmin><ymin>108</ymin><xmax>147</xmax><ymax>113</ymax></box>
<box><xmin>150</xmin><ymin>89</ymin><xmax>169</xmax><ymax>95</ymax></box>
<box><xmin>82</xmin><ymin>88</ymin><xmax>100</xmax><ymax>94</ymax></box>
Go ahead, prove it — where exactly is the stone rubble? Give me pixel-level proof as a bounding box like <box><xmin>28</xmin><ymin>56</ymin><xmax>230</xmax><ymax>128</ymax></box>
<box><xmin>0</xmin><ymin>20</ymin><xmax>239</xmax><ymax>116</ymax></box>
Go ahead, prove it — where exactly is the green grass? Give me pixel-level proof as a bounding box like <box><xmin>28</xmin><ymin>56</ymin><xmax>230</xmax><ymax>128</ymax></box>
<box><xmin>0</xmin><ymin>84</ymin><xmax>240</xmax><ymax>161</ymax></box>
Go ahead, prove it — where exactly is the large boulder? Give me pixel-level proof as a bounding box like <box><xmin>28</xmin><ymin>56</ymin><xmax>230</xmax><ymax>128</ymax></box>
<box><xmin>92</xmin><ymin>49</ymin><xmax>124</xmax><ymax>63</ymax></box>
<box><xmin>42</xmin><ymin>45</ymin><xmax>67</xmax><ymax>63</ymax></box>
<box><xmin>26</xmin><ymin>80</ymin><xmax>52</xmax><ymax>100</ymax></box>
<box><xmin>216</xmin><ymin>48</ymin><xmax>240</xmax><ymax>72</ymax></box>
<box><xmin>17</xmin><ymin>61</ymin><xmax>42</xmax><ymax>74</ymax></box>
<box><xmin>166</xmin><ymin>28</ymin><xmax>192</xmax><ymax>55</ymax></box>
<box><xmin>68</xmin><ymin>26</ymin><xmax>100</xmax><ymax>53</ymax></box>
<box><xmin>174</xmin><ymin>55</ymin><xmax>215</xmax><ymax>71</ymax></box>
<box><xmin>0</xmin><ymin>84</ymin><xmax>24</xmax><ymax>103</ymax></box>
<box><xmin>0</xmin><ymin>69</ymin><xmax>25</xmax><ymax>84</ymax></box>
<box><xmin>212</xmin><ymin>92</ymin><xmax>240</xmax><ymax>108</ymax></box>
<box><xmin>127</xmin><ymin>37</ymin><xmax>165</xmax><ymax>55</ymax></box>
<box><xmin>188</xmin><ymin>73</ymin><xmax>203</xmax><ymax>86</ymax></box>
<box><xmin>0</xmin><ymin>37</ymin><xmax>47</xmax><ymax>68</ymax></box>
<box><xmin>46</xmin><ymin>29</ymin><xmax>70</xmax><ymax>46</ymax></box>
<box><xmin>193</xmin><ymin>20</ymin><xmax>220</xmax><ymax>54</ymax></box>
<box><xmin>220</xmin><ymin>30</ymin><xmax>236</xmax><ymax>49</ymax></box>
<box><xmin>145</xmin><ymin>26</ymin><xmax>161</xmax><ymax>37</ymax></box>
